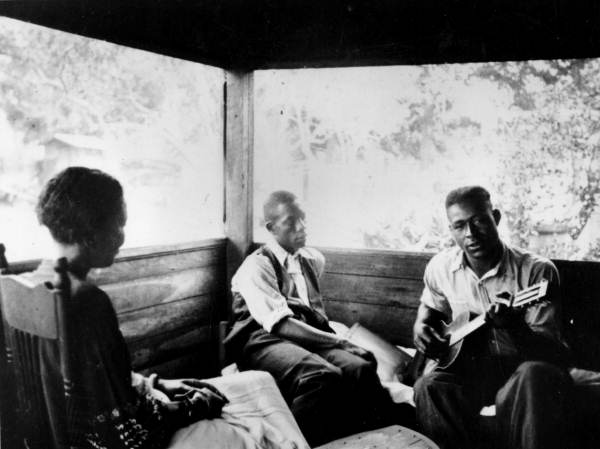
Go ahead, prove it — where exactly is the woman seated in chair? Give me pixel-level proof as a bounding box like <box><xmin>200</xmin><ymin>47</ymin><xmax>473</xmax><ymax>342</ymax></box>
<box><xmin>34</xmin><ymin>166</ymin><xmax>308</xmax><ymax>449</ymax></box>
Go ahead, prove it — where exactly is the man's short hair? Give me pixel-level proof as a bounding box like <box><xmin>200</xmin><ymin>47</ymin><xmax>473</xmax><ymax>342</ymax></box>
<box><xmin>263</xmin><ymin>190</ymin><xmax>297</xmax><ymax>223</ymax></box>
<box><xmin>445</xmin><ymin>186</ymin><xmax>492</xmax><ymax>210</ymax></box>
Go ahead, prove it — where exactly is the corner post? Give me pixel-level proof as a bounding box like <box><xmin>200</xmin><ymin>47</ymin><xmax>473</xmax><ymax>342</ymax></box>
<box><xmin>224</xmin><ymin>71</ymin><xmax>254</xmax><ymax>316</ymax></box>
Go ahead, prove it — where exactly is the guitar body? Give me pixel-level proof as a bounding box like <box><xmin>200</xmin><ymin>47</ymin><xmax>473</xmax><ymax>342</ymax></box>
<box><xmin>425</xmin><ymin>279</ymin><xmax>549</xmax><ymax>372</ymax></box>
<box><xmin>436</xmin><ymin>312</ymin><xmax>469</xmax><ymax>369</ymax></box>
<box><xmin>423</xmin><ymin>312</ymin><xmax>470</xmax><ymax>371</ymax></box>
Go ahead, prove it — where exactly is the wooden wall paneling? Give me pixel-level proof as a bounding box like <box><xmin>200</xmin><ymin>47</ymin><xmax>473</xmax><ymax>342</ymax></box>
<box><xmin>87</xmin><ymin>242</ymin><xmax>229</xmax><ymax>377</ymax></box>
<box><xmin>321</xmin><ymin>247</ymin><xmax>433</xmax><ymax>279</ymax></box>
<box><xmin>324</xmin><ymin>299</ymin><xmax>418</xmax><ymax>348</ymax></box>
<box><xmin>9</xmin><ymin>240</ymin><xmax>226</xmax><ymax>277</ymax></box>
<box><xmin>319</xmin><ymin>248</ymin><xmax>427</xmax><ymax>347</ymax></box>
<box><xmin>128</xmin><ymin>324</ymin><xmax>212</xmax><ymax>370</ymax></box>
<box><xmin>103</xmin><ymin>267</ymin><xmax>223</xmax><ymax>314</ymax></box>
<box><xmin>137</xmin><ymin>344</ymin><xmax>218</xmax><ymax>379</ymax></box>
<box><xmin>118</xmin><ymin>293</ymin><xmax>217</xmax><ymax>341</ymax></box>
<box><xmin>321</xmin><ymin>273</ymin><xmax>423</xmax><ymax>308</ymax></box>
<box><xmin>91</xmin><ymin>241</ymin><xmax>225</xmax><ymax>285</ymax></box>
<box><xmin>224</xmin><ymin>71</ymin><xmax>254</xmax><ymax>317</ymax></box>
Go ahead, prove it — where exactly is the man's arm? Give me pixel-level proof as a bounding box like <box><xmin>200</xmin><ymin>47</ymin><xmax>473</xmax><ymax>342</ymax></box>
<box><xmin>274</xmin><ymin>317</ymin><xmax>375</xmax><ymax>361</ymax></box>
<box><xmin>413</xmin><ymin>259</ymin><xmax>451</xmax><ymax>358</ymax></box>
<box><xmin>275</xmin><ymin>317</ymin><xmax>343</xmax><ymax>349</ymax></box>
<box><xmin>235</xmin><ymin>254</ymin><xmax>372</xmax><ymax>358</ymax></box>
<box><xmin>233</xmin><ymin>255</ymin><xmax>295</xmax><ymax>332</ymax></box>
<box><xmin>487</xmin><ymin>259</ymin><xmax>571</xmax><ymax>365</ymax></box>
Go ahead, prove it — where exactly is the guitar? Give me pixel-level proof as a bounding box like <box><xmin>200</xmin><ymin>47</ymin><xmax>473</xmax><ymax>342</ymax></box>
<box><xmin>431</xmin><ymin>279</ymin><xmax>549</xmax><ymax>370</ymax></box>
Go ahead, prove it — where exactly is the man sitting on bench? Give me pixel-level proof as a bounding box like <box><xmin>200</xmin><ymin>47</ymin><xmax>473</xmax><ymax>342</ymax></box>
<box><xmin>412</xmin><ymin>185</ymin><xmax>572</xmax><ymax>449</ymax></box>
<box><xmin>225</xmin><ymin>190</ymin><xmax>403</xmax><ymax>446</ymax></box>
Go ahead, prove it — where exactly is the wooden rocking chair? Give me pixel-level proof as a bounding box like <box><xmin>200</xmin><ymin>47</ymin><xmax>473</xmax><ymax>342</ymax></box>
<box><xmin>0</xmin><ymin>254</ymin><xmax>75</xmax><ymax>449</ymax></box>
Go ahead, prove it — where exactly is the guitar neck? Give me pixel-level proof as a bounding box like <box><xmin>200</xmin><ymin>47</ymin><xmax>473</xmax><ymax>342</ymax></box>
<box><xmin>448</xmin><ymin>314</ymin><xmax>486</xmax><ymax>346</ymax></box>
<box><xmin>447</xmin><ymin>279</ymin><xmax>548</xmax><ymax>347</ymax></box>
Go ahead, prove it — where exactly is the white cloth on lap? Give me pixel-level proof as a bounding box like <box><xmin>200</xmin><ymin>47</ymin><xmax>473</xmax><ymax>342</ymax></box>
<box><xmin>168</xmin><ymin>370</ymin><xmax>309</xmax><ymax>449</ymax></box>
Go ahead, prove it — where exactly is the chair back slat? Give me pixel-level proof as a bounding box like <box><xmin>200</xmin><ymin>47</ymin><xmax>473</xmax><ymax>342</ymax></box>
<box><xmin>0</xmin><ymin>276</ymin><xmax>59</xmax><ymax>339</ymax></box>
<box><xmin>8</xmin><ymin>330</ymin><xmax>53</xmax><ymax>446</ymax></box>
<box><xmin>53</xmin><ymin>257</ymin><xmax>75</xmax><ymax>397</ymax></box>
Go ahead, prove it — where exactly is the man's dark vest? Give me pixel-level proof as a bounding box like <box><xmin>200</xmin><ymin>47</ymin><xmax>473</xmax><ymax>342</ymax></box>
<box><xmin>224</xmin><ymin>245</ymin><xmax>334</xmax><ymax>359</ymax></box>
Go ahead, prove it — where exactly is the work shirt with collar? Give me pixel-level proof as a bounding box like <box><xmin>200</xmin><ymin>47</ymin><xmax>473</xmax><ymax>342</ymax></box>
<box><xmin>231</xmin><ymin>238</ymin><xmax>326</xmax><ymax>333</ymax></box>
<box><xmin>420</xmin><ymin>243</ymin><xmax>563</xmax><ymax>344</ymax></box>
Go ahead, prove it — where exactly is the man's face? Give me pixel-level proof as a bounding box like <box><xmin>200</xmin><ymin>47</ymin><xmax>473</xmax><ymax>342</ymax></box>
<box><xmin>267</xmin><ymin>201</ymin><xmax>307</xmax><ymax>253</ymax></box>
<box><xmin>447</xmin><ymin>200</ymin><xmax>501</xmax><ymax>261</ymax></box>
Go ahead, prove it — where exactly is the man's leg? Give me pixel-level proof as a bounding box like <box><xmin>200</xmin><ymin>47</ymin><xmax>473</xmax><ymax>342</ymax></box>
<box><xmin>241</xmin><ymin>332</ymin><xmax>348</xmax><ymax>446</ymax></box>
<box><xmin>495</xmin><ymin>361</ymin><xmax>572</xmax><ymax>449</ymax></box>
<box><xmin>414</xmin><ymin>370</ymin><xmax>481</xmax><ymax>449</ymax></box>
<box><xmin>316</xmin><ymin>347</ymin><xmax>414</xmax><ymax>429</ymax></box>
<box><xmin>570</xmin><ymin>367</ymin><xmax>600</xmax><ymax>447</ymax></box>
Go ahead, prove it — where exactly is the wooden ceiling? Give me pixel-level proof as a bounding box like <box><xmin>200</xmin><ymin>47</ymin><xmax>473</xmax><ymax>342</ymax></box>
<box><xmin>1</xmin><ymin>0</ymin><xmax>600</xmax><ymax>69</ymax></box>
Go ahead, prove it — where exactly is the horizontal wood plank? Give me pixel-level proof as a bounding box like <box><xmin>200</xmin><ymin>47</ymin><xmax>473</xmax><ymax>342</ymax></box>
<box><xmin>114</xmin><ymin>239</ymin><xmax>225</xmax><ymax>259</ymax></box>
<box><xmin>91</xmin><ymin>245</ymin><xmax>225</xmax><ymax>285</ymax></box>
<box><xmin>320</xmin><ymin>247</ymin><xmax>432</xmax><ymax>279</ymax></box>
<box><xmin>104</xmin><ymin>267</ymin><xmax>225</xmax><ymax>314</ymax></box>
<box><xmin>139</xmin><ymin>348</ymin><xmax>218</xmax><ymax>379</ymax></box>
<box><xmin>321</xmin><ymin>272</ymin><xmax>422</xmax><ymax>309</ymax></box>
<box><xmin>8</xmin><ymin>239</ymin><xmax>226</xmax><ymax>276</ymax></box>
<box><xmin>317</xmin><ymin>249</ymin><xmax>427</xmax><ymax>349</ymax></box>
<box><xmin>324</xmin><ymin>299</ymin><xmax>417</xmax><ymax>347</ymax></box>
<box><xmin>129</xmin><ymin>325</ymin><xmax>213</xmax><ymax>370</ymax></box>
<box><xmin>118</xmin><ymin>293</ymin><xmax>221</xmax><ymax>340</ymax></box>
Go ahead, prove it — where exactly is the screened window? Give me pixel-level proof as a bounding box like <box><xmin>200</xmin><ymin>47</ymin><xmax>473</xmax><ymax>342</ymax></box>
<box><xmin>254</xmin><ymin>61</ymin><xmax>600</xmax><ymax>261</ymax></box>
<box><xmin>0</xmin><ymin>18</ymin><xmax>224</xmax><ymax>261</ymax></box>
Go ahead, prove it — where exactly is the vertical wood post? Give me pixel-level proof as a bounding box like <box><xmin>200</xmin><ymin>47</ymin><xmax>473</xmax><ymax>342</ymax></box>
<box><xmin>224</xmin><ymin>71</ymin><xmax>254</xmax><ymax>318</ymax></box>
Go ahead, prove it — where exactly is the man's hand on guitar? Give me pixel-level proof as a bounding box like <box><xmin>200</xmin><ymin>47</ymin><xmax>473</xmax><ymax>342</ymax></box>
<box><xmin>413</xmin><ymin>322</ymin><xmax>449</xmax><ymax>359</ymax></box>
<box><xmin>486</xmin><ymin>303</ymin><xmax>526</xmax><ymax>328</ymax></box>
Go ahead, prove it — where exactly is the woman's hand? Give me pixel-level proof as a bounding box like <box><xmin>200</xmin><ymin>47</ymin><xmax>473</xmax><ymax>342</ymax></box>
<box><xmin>156</xmin><ymin>378</ymin><xmax>228</xmax><ymax>404</ymax></box>
<box><xmin>161</xmin><ymin>386</ymin><xmax>228</xmax><ymax>420</ymax></box>
<box><xmin>184</xmin><ymin>387</ymin><xmax>229</xmax><ymax>420</ymax></box>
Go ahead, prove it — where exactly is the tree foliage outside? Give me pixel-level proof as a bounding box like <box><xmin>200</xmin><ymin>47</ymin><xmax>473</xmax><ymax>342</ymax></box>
<box><xmin>254</xmin><ymin>62</ymin><xmax>600</xmax><ymax>261</ymax></box>
<box><xmin>3</xmin><ymin>18</ymin><xmax>597</xmax><ymax>262</ymax></box>
<box><xmin>0</xmin><ymin>18</ymin><xmax>224</xmax><ymax>261</ymax></box>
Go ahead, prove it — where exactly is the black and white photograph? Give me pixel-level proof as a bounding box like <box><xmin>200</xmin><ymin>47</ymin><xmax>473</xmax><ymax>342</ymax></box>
<box><xmin>0</xmin><ymin>2</ymin><xmax>599</xmax><ymax>448</ymax></box>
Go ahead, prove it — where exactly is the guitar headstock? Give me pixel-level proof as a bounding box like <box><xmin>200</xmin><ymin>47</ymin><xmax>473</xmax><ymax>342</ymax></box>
<box><xmin>495</xmin><ymin>279</ymin><xmax>549</xmax><ymax>309</ymax></box>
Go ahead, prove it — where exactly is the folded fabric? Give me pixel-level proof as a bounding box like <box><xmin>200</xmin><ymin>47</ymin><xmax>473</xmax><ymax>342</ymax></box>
<box><xmin>344</xmin><ymin>322</ymin><xmax>414</xmax><ymax>383</ymax></box>
<box><xmin>168</xmin><ymin>371</ymin><xmax>309</xmax><ymax>449</ymax></box>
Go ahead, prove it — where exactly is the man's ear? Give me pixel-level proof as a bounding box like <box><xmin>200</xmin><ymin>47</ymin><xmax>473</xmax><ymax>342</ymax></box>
<box><xmin>265</xmin><ymin>221</ymin><xmax>274</xmax><ymax>232</ymax></box>
<box><xmin>492</xmin><ymin>209</ymin><xmax>501</xmax><ymax>225</ymax></box>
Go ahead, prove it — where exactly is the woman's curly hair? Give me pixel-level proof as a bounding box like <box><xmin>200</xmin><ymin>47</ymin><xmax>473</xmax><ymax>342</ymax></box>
<box><xmin>36</xmin><ymin>166</ymin><xmax>125</xmax><ymax>245</ymax></box>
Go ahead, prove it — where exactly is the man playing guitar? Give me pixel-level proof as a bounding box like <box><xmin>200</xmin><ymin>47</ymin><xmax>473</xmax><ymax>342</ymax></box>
<box><xmin>412</xmin><ymin>186</ymin><xmax>571</xmax><ymax>449</ymax></box>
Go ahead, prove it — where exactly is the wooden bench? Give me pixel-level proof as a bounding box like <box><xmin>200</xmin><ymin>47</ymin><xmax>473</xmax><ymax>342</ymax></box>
<box><xmin>5</xmin><ymin>242</ymin><xmax>599</xmax><ymax>379</ymax></box>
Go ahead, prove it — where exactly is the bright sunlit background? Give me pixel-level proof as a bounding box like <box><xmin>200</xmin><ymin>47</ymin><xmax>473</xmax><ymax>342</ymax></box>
<box><xmin>0</xmin><ymin>17</ymin><xmax>224</xmax><ymax>261</ymax></box>
<box><xmin>254</xmin><ymin>63</ymin><xmax>600</xmax><ymax>260</ymax></box>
